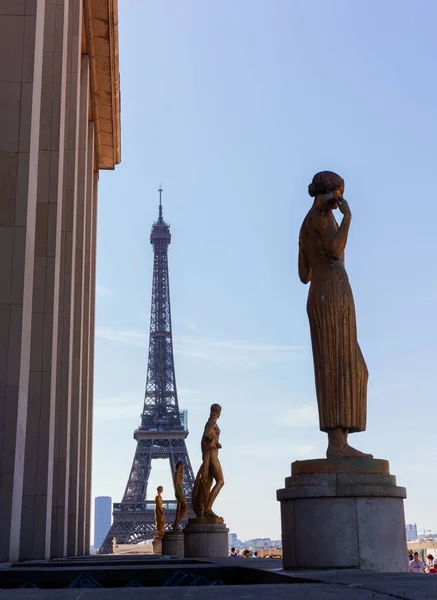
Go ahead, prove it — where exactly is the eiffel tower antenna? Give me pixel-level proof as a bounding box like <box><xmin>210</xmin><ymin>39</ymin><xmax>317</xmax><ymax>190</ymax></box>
<box><xmin>98</xmin><ymin>193</ymin><xmax>195</xmax><ymax>553</ymax></box>
<box><xmin>158</xmin><ymin>184</ymin><xmax>163</xmax><ymax>221</ymax></box>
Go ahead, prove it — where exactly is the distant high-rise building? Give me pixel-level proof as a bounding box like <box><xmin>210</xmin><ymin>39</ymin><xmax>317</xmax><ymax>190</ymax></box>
<box><xmin>181</xmin><ymin>410</ymin><xmax>188</xmax><ymax>430</ymax></box>
<box><xmin>94</xmin><ymin>497</ymin><xmax>112</xmax><ymax>550</ymax></box>
<box><xmin>229</xmin><ymin>533</ymin><xmax>238</xmax><ymax>547</ymax></box>
<box><xmin>406</xmin><ymin>523</ymin><xmax>418</xmax><ymax>541</ymax></box>
<box><xmin>245</xmin><ymin>538</ymin><xmax>272</xmax><ymax>548</ymax></box>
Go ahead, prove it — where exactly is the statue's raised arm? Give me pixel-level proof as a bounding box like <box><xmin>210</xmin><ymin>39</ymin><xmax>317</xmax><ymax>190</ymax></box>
<box><xmin>299</xmin><ymin>171</ymin><xmax>372</xmax><ymax>459</ymax></box>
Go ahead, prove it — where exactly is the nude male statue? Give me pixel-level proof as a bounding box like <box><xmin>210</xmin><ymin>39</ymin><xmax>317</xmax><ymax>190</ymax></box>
<box><xmin>192</xmin><ymin>403</ymin><xmax>224</xmax><ymax>519</ymax></box>
<box><xmin>172</xmin><ymin>461</ymin><xmax>188</xmax><ymax>530</ymax></box>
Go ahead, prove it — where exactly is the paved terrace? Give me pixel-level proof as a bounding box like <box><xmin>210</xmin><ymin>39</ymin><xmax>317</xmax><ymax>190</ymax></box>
<box><xmin>1</xmin><ymin>555</ymin><xmax>436</xmax><ymax>599</ymax></box>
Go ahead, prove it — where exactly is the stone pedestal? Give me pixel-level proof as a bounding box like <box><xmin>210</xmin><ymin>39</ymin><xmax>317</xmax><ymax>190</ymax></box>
<box><xmin>184</xmin><ymin>518</ymin><xmax>229</xmax><ymax>558</ymax></box>
<box><xmin>162</xmin><ymin>530</ymin><xmax>185</xmax><ymax>557</ymax></box>
<box><xmin>277</xmin><ymin>458</ymin><xmax>407</xmax><ymax>572</ymax></box>
<box><xmin>152</xmin><ymin>536</ymin><xmax>162</xmax><ymax>555</ymax></box>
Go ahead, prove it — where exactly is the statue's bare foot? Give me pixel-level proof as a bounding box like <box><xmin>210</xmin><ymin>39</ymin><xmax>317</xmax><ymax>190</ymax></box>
<box><xmin>204</xmin><ymin>509</ymin><xmax>220</xmax><ymax>519</ymax></box>
<box><xmin>327</xmin><ymin>444</ymin><xmax>373</xmax><ymax>459</ymax></box>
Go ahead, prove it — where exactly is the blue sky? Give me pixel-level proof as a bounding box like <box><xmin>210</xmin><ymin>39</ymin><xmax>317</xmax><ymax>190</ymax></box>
<box><xmin>92</xmin><ymin>0</ymin><xmax>437</xmax><ymax>542</ymax></box>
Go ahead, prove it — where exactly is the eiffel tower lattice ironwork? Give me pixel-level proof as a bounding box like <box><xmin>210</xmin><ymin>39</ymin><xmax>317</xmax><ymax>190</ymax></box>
<box><xmin>98</xmin><ymin>189</ymin><xmax>195</xmax><ymax>553</ymax></box>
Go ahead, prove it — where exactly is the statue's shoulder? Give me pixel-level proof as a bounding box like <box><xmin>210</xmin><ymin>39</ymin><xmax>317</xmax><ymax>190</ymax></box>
<box><xmin>301</xmin><ymin>208</ymin><xmax>319</xmax><ymax>236</ymax></box>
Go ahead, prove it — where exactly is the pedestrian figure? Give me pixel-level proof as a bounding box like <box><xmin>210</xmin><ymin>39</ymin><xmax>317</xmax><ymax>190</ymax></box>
<box><xmin>409</xmin><ymin>552</ymin><xmax>425</xmax><ymax>573</ymax></box>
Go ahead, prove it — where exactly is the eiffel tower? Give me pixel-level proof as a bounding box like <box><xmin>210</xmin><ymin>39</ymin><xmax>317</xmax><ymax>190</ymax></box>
<box><xmin>98</xmin><ymin>189</ymin><xmax>195</xmax><ymax>553</ymax></box>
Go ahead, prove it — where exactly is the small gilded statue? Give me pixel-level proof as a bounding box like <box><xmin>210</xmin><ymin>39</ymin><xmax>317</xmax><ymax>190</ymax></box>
<box><xmin>298</xmin><ymin>171</ymin><xmax>372</xmax><ymax>459</ymax></box>
<box><xmin>192</xmin><ymin>404</ymin><xmax>224</xmax><ymax>519</ymax></box>
<box><xmin>154</xmin><ymin>485</ymin><xmax>166</xmax><ymax>538</ymax></box>
<box><xmin>172</xmin><ymin>461</ymin><xmax>188</xmax><ymax>530</ymax></box>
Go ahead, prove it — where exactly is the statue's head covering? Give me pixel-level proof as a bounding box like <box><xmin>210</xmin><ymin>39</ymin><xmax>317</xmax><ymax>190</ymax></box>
<box><xmin>308</xmin><ymin>171</ymin><xmax>344</xmax><ymax>197</ymax></box>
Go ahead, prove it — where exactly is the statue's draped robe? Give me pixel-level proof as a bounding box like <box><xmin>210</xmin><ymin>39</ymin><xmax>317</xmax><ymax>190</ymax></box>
<box><xmin>300</xmin><ymin>209</ymin><xmax>368</xmax><ymax>432</ymax></box>
<box><xmin>155</xmin><ymin>496</ymin><xmax>165</xmax><ymax>538</ymax></box>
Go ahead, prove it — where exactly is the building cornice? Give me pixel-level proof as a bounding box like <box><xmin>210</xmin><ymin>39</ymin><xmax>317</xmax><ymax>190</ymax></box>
<box><xmin>84</xmin><ymin>0</ymin><xmax>121</xmax><ymax>170</ymax></box>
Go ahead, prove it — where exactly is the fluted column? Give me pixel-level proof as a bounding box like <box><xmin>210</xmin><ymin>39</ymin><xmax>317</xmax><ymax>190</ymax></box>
<box><xmin>0</xmin><ymin>0</ymin><xmax>46</xmax><ymax>563</ymax></box>
<box><xmin>75</xmin><ymin>54</ymin><xmax>90</xmax><ymax>556</ymax></box>
<box><xmin>51</xmin><ymin>0</ymin><xmax>82</xmax><ymax>558</ymax></box>
<box><xmin>19</xmin><ymin>0</ymin><xmax>69</xmax><ymax>561</ymax></box>
<box><xmin>81</xmin><ymin>120</ymin><xmax>96</xmax><ymax>554</ymax></box>
<box><xmin>67</xmin><ymin>51</ymin><xmax>89</xmax><ymax>556</ymax></box>
<box><xmin>86</xmin><ymin>169</ymin><xmax>99</xmax><ymax>550</ymax></box>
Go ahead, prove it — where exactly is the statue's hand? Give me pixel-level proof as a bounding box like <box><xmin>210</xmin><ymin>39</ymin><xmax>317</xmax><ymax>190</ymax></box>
<box><xmin>337</xmin><ymin>197</ymin><xmax>351</xmax><ymax>218</ymax></box>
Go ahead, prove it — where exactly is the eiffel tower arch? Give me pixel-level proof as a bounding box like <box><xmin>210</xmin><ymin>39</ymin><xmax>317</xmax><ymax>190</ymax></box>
<box><xmin>98</xmin><ymin>190</ymin><xmax>195</xmax><ymax>553</ymax></box>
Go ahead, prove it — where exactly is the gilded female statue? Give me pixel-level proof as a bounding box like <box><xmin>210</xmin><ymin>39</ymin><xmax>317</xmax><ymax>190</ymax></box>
<box><xmin>172</xmin><ymin>461</ymin><xmax>188</xmax><ymax>530</ymax></box>
<box><xmin>192</xmin><ymin>404</ymin><xmax>224</xmax><ymax>519</ymax></box>
<box><xmin>154</xmin><ymin>485</ymin><xmax>165</xmax><ymax>538</ymax></box>
<box><xmin>299</xmin><ymin>171</ymin><xmax>372</xmax><ymax>459</ymax></box>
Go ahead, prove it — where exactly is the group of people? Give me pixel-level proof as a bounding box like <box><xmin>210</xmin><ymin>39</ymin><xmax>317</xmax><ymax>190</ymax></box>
<box><xmin>230</xmin><ymin>548</ymin><xmax>437</xmax><ymax>569</ymax></box>
<box><xmin>408</xmin><ymin>550</ymin><xmax>437</xmax><ymax>573</ymax></box>
<box><xmin>229</xmin><ymin>547</ymin><xmax>258</xmax><ymax>558</ymax></box>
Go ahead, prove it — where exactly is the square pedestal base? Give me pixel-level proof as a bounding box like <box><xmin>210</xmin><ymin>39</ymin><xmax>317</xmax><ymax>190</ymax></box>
<box><xmin>184</xmin><ymin>519</ymin><xmax>229</xmax><ymax>558</ymax></box>
<box><xmin>277</xmin><ymin>459</ymin><xmax>408</xmax><ymax>572</ymax></box>
<box><xmin>152</xmin><ymin>537</ymin><xmax>162</xmax><ymax>555</ymax></box>
<box><xmin>162</xmin><ymin>531</ymin><xmax>184</xmax><ymax>557</ymax></box>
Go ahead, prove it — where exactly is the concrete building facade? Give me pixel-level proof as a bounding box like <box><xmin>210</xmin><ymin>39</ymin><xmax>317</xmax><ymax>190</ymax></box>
<box><xmin>0</xmin><ymin>0</ymin><xmax>120</xmax><ymax>562</ymax></box>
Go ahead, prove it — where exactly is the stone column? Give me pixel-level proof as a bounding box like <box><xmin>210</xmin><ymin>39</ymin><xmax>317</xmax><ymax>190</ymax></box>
<box><xmin>81</xmin><ymin>122</ymin><xmax>95</xmax><ymax>554</ymax></box>
<box><xmin>50</xmin><ymin>0</ymin><xmax>79</xmax><ymax>557</ymax></box>
<box><xmin>0</xmin><ymin>0</ymin><xmax>45</xmax><ymax>563</ymax></box>
<box><xmin>51</xmin><ymin>0</ymin><xmax>82</xmax><ymax>558</ymax></box>
<box><xmin>77</xmin><ymin>110</ymin><xmax>94</xmax><ymax>555</ymax></box>
<box><xmin>19</xmin><ymin>0</ymin><xmax>68</xmax><ymax>562</ymax></box>
<box><xmin>85</xmin><ymin>169</ymin><xmax>99</xmax><ymax>550</ymax></box>
<box><xmin>67</xmin><ymin>52</ymin><xmax>88</xmax><ymax>557</ymax></box>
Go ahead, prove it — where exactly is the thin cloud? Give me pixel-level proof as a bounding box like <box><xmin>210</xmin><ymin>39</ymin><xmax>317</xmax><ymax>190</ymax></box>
<box><xmin>96</xmin><ymin>284</ymin><xmax>112</xmax><ymax>297</ymax></box>
<box><xmin>95</xmin><ymin>326</ymin><xmax>306</xmax><ymax>370</ymax></box>
<box><xmin>180</xmin><ymin>318</ymin><xmax>200</xmax><ymax>333</ymax></box>
<box><xmin>274</xmin><ymin>403</ymin><xmax>318</xmax><ymax>428</ymax></box>
<box><xmin>177</xmin><ymin>388</ymin><xmax>204</xmax><ymax>411</ymax></box>
<box><xmin>94</xmin><ymin>387</ymin><xmax>203</xmax><ymax>422</ymax></box>
<box><xmin>95</xmin><ymin>326</ymin><xmax>147</xmax><ymax>346</ymax></box>
<box><xmin>94</xmin><ymin>390</ymin><xmax>143</xmax><ymax>422</ymax></box>
<box><xmin>237</xmin><ymin>442</ymin><xmax>316</xmax><ymax>460</ymax></box>
<box><xmin>175</xmin><ymin>335</ymin><xmax>306</xmax><ymax>370</ymax></box>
